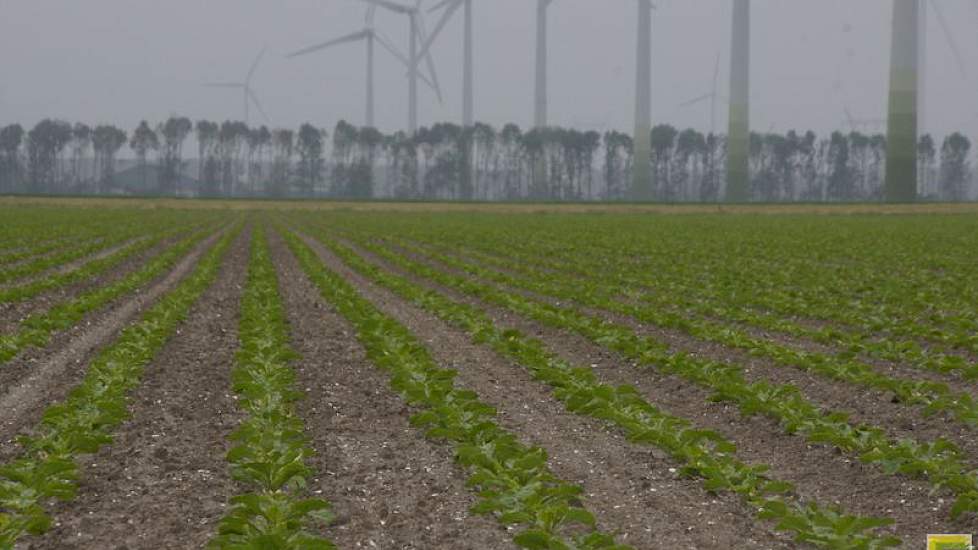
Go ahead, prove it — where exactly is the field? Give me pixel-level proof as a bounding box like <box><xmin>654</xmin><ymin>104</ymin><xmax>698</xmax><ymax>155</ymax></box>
<box><xmin>1</xmin><ymin>199</ymin><xmax>978</xmax><ymax>549</ymax></box>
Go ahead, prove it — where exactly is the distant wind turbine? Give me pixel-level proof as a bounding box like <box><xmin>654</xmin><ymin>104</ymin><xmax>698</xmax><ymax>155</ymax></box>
<box><xmin>203</xmin><ymin>48</ymin><xmax>270</xmax><ymax>126</ymax></box>
<box><xmin>726</xmin><ymin>0</ymin><xmax>750</xmax><ymax>202</ymax></box>
<box><xmin>679</xmin><ymin>53</ymin><xmax>723</xmax><ymax>136</ymax></box>
<box><xmin>418</xmin><ymin>0</ymin><xmax>476</xmax><ymax>127</ymax></box>
<box><xmin>357</xmin><ymin>0</ymin><xmax>443</xmax><ymax>134</ymax></box>
<box><xmin>288</xmin><ymin>5</ymin><xmax>440</xmax><ymax>129</ymax></box>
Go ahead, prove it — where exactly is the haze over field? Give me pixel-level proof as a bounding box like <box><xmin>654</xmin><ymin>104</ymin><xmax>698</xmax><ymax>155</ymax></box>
<box><xmin>2</xmin><ymin>0</ymin><xmax>977</xmax><ymax>139</ymax></box>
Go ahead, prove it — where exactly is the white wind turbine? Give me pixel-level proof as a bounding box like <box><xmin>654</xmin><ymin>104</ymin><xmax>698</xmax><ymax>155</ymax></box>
<box><xmin>288</xmin><ymin>5</ymin><xmax>440</xmax><ymax>129</ymax></box>
<box><xmin>203</xmin><ymin>48</ymin><xmax>271</xmax><ymax>125</ymax></box>
<box><xmin>357</xmin><ymin>0</ymin><xmax>443</xmax><ymax>134</ymax></box>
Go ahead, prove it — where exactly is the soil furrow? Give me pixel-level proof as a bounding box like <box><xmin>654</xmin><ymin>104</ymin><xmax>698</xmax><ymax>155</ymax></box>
<box><xmin>299</xmin><ymin>231</ymin><xmax>800</xmax><ymax>549</ymax></box>
<box><xmin>342</xmin><ymin>236</ymin><xmax>978</xmax><ymax>545</ymax></box>
<box><xmin>25</xmin><ymin>229</ymin><xmax>250</xmax><ymax>550</ymax></box>
<box><xmin>0</xmin><ymin>229</ymin><xmax>224</xmax><ymax>456</ymax></box>
<box><xmin>268</xmin><ymin>229</ymin><xmax>514</xmax><ymax>549</ymax></box>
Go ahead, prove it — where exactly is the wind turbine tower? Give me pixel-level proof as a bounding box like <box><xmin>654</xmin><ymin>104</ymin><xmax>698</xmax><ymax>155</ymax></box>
<box><xmin>726</xmin><ymin>0</ymin><xmax>750</xmax><ymax>202</ymax></box>
<box><xmin>535</xmin><ymin>0</ymin><xmax>554</xmax><ymax>129</ymax></box>
<box><xmin>884</xmin><ymin>0</ymin><xmax>919</xmax><ymax>202</ymax></box>
<box><xmin>630</xmin><ymin>0</ymin><xmax>653</xmax><ymax>201</ymax></box>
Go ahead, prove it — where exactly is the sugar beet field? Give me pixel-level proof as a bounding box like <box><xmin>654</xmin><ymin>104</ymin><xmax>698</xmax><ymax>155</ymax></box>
<box><xmin>2</xmin><ymin>202</ymin><xmax>978</xmax><ymax>549</ymax></box>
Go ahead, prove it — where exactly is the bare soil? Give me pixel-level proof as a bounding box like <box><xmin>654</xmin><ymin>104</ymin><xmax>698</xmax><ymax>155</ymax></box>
<box><xmin>300</xmin><ymin>232</ymin><xmax>799</xmax><ymax>549</ymax></box>
<box><xmin>0</xmin><ymin>230</ymin><xmax>223</xmax><ymax>456</ymax></box>
<box><xmin>269</xmin><ymin>229</ymin><xmax>515</xmax><ymax>549</ymax></box>
<box><xmin>25</xmin><ymin>229</ymin><xmax>249</xmax><ymax>550</ymax></box>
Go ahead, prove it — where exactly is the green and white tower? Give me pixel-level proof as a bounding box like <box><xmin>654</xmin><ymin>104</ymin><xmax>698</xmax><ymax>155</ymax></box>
<box><xmin>726</xmin><ymin>0</ymin><xmax>750</xmax><ymax>202</ymax></box>
<box><xmin>884</xmin><ymin>0</ymin><xmax>919</xmax><ymax>202</ymax></box>
<box><xmin>630</xmin><ymin>0</ymin><xmax>654</xmax><ymax>201</ymax></box>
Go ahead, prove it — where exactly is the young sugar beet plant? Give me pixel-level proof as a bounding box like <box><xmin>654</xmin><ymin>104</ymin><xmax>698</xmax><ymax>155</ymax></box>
<box><xmin>393</xmin><ymin>236</ymin><xmax>978</xmax><ymax>429</ymax></box>
<box><xmin>302</xmin><ymin>227</ymin><xmax>901</xmax><ymax>550</ymax></box>
<box><xmin>0</xmin><ymin>226</ymin><xmax>239</xmax><ymax>549</ymax></box>
<box><xmin>0</xmin><ymin>226</ymin><xmax>214</xmax><ymax>364</ymax></box>
<box><xmin>209</xmin><ymin>227</ymin><xmax>334</xmax><ymax>549</ymax></box>
<box><xmin>281</xmin><ymin>229</ymin><xmax>630</xmax><ymax>550</ymax></box>
<box><xmin>345</xmin><ymin>233</ymin><xmax>978</xmax><ymax>524</ymax></box>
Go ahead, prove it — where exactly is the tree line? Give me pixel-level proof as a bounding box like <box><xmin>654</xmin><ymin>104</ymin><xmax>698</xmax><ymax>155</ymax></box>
<box><xmin>0</xmin><ymin>117</ymin><xmax>972</xmax><ymax>201</ymax></box>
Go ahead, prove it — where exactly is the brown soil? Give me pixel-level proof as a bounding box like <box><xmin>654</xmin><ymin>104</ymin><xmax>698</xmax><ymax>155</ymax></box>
<box><xmin>268</xmin><ymin>229</ymin><xmax>515</xmax><ymax>549</ymax></box>
<box><xmin>25</xmin><ymin>229</ymin><xmax>250</xmax><ymax>550</ymax></box>
<box><xmin>0</xmin><ymin>230</ymin><xmax>224</xmax><ymax>455</ymax></box>
<box><xmin>344</xmin><ymin>238</ymin><xmax>978</xmax><ymax>546</ymax></box>
<box><xmin>298</xmin><ymin>232</ymin><xmax>799</xmax><ymax>549</ymax></box>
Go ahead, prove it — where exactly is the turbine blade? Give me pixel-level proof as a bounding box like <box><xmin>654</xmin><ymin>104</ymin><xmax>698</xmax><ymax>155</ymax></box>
<box><xmin>678</xmin><ymin>93</ymin><xmax>712</xmax><ymax>108</ymax></box>
<box><xmin>417</xmin><ymin>0</ymin><xmax>462</xmax><ymax>61</ymax></box>
<box><xmin>359</xmin><ymin>0</ymin><xmax>414</xmax><ymax>15</ymax></box>
<box><xmin>248</xmin><ymin>89</ymin><xmax>271</xmax><ymax>124</ymax></box>
<box><xmin>428</xmin><ymin>0</ymin><xmax>456</xmax><ymax>13</ymax></box>
<box><xmin>416</xmin><ymin>11</ymin><xmax>445</xmax><ymax>103</ymax></box>
<box><xmin>365</xmin><ymin>4</ymin><xmax>377</xmax><ymax>25</ymax></box>
<box><xmin>246</xmin><ymin>47</ymin><xmax>267</xmax><ymax>84</ymax></box>
<box><xmin>287</xmin><ymin>30</ymin><xmax>370</xmax><ymax>58</ymax></box>
<box><xmin>375</xmin><ymin>31</ymin><xmax>411</xmax><ymax>67</ymax></box>
<box><xmin>929</xmin><ymin>0</ymin><xmax>967</xmax><ymax>78</ymax></box>
<box><xmin>203</xmin><ymin>82</ymin><xmax>245</xmax><ymax>88</ymax></box>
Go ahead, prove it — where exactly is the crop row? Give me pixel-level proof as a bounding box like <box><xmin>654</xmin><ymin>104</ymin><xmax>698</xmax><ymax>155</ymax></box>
<box><xmin>0</xmin><ymin>225</ymin><xmax>238</xmax><ymax>548</ymax></box>
<box><xmin>358</xmin><ymin>214</ymin><xmax>978</xmax><ymax>359</ymax></box>
<box><xmin>421</xmin><ymin>227</ymin><xmax>978</xmax><ymax>381</ymax></box>
<box><xmin>0</xmin><ymin>227</ymin><xmax>211</xmax><ymax>363</ymax></box>
<box><xmin>331</xmin><ymin>227</ymin><xmax>978</xmax><ymax>524</ymax></box>
<box><xmin>282</xmin><ymin>228</ymin><xmax>630</xmax><ymax>550</ymax></box>
<box><xmin>0</xmin><ymin>224</ymin><xmax>195</xmax><ymax>306</ymax></box>
<box><xmin>211</xmin><ymin>227</ymin><xmax>335</xmax><ymax>549</ymax></box>
<box><xmin>391</xmin><ymin>235</ymin><xmax>978</xmax><ymax>429</ymax></box>
<box><xmin>296</xmin><ymin>224</ymin><xmax>905</xmax><ymax>549</ymax></box>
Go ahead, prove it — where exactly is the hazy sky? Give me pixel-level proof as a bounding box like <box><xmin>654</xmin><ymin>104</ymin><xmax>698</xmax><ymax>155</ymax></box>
<box><xmin>2</xmin><ymin>0</ymin><xmax>977</xmax><ymax>141</ymax></box>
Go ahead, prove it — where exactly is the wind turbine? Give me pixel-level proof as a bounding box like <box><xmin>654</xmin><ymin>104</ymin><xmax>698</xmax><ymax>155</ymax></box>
<box><xmin>288</xmin><ymin>7</ymin><xmax>380</xmax><ymax>128</ymax></box>
<box><xmin>726</xmin><ymin>0</ymin><xmax>750</xmax><ymax>202</ymax></box>
<box><xmin>630</xmin><ymin>0</ymin><xmax>654</xmax><ymax>201</ymax></box>
<box><xmin>418</xmin><ymin>0</ymin><xmax>476</xmax><ymax>127</ymax></box>
<box><xmin>203</xmin><ymin>48</ymin><xmax>270</xmax><ymax>126</ymax></box>
<box><xmin>357</xmin><ymin>0</ymin><xmax>442</xmax><ymax>134</ymax></box>
<box><xmin>288</xmin><ymin>6</ymin><xmax>439</xmax><ymax>129</ymax></box>
<box><xmin>679</xmin><ymin>53</ymin><xmax>723</xmax><ymax>136</ymax></box>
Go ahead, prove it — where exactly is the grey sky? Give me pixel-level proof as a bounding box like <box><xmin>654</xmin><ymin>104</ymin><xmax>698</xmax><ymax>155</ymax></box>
<box><xmin>1</xmin><ymin>0</ymin><xmax>977</xmax><ymax>141</ymax></box>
